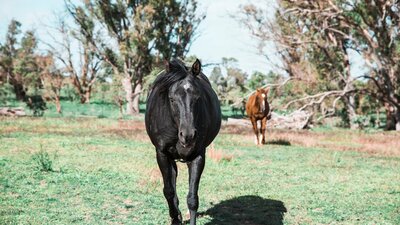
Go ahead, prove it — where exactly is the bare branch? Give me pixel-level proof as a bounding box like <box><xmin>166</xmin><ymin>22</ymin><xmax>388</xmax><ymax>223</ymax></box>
<box><xmin>284</xmin><ymin>89</ymin><xmax>355</xmax><ymax>111</ymax></box>
<box><xmin>230</xmin><ymin>77</ymin><xmax>294</xmax><ymax>107</ymax></box>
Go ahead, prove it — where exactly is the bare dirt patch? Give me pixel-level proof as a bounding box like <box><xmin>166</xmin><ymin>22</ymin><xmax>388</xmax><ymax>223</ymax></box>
<box><xmin>99</xmin><ymin>119</ymin><xmax>400</xmax><ymax>157</ymax></box>
<box><xmin>101</xmin><ymin>120</ymin><xmax>149</xmax><ymax>141</ymax></box>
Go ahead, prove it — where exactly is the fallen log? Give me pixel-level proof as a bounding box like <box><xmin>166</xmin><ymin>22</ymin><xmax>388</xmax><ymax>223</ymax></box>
<box><xmin>0</xmin><ymin>107</ymin><xmax>26</xmax><ymax>116</ymax></box>
<box><xmin>224</xmin><ymin>110</ymin><xmax>312</xmax><ymax>130</ymax></box>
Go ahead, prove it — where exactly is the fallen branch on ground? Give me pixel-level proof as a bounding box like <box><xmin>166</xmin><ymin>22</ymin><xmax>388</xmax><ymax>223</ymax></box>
<box><xmin>0</xmin><ymin>107</ymin><xmax>26</xmax><ymax>116</ymax></box>
<box><xmin>225</xmin><ymin>110</ymin><xmax>312</xmax><ymax>130</ymax></box>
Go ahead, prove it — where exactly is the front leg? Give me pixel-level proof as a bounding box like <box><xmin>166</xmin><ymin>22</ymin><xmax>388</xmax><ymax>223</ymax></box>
<box><xmin>156</xmin><ymin>150</ymin><xmax>182</xmax><ymax>225</ymax></box>
<box><xmin>261</xmin><ymin>116</ymin><xmax>267</xmax><ymax>144</ymax></box>
<box><xmin>187</xmin><ymin>153</ymin><xmax>205</xmax><ymax>225</ymax></box>
<box><xmin>250</xmin><ymin>118</ymin><xmax>260</xmax><ymax>145</ymax></box>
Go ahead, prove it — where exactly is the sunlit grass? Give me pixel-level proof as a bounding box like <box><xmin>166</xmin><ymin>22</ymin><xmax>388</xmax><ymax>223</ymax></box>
<box><xmin>0</xmin><ymin>117</ymin><xmax>399</xmax><ymax>224</ymax></box>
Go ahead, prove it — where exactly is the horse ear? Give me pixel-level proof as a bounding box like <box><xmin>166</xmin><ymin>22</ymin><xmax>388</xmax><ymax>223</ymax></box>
<box><xmin>256</xmin><ymin>88</ymin><xmax>260</xmax><ymax>92</ymax></box>
<box><xmin>191</xmin><ymin>59</ymin><xmax>201</xmax><ymax>76</ymax></box>
<box><xmin>265</xmin><ymin>87</ymin><xmax>270</xmax><ymax>94</ymax></box>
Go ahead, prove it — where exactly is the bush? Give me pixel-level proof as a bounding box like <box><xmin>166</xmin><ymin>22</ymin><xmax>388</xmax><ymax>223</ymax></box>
<box><xmin>352</xmin><ymin>115</ymin><xmax>373</xmax><ymax>129</ymax></box>
<box><xmin>31</xmin><ymin>150</ymin><xmax>54</xmax><ymax>172</ymax></box>
<box><xmin>26</xmin><ymin>95</ymin><xmax>47</xmax><ymax>117</ymax></box>
<box><xmin>0</xmin><ymin>83</ymin><xmax>17</xmax><ymax>105</ymax></box>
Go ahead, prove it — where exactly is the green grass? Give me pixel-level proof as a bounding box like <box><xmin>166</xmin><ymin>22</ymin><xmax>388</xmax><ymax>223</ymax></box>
<box><xmin>1</xmin><ymin>98</ymin><xmax>147</xmax><ymax>119</ymax></box>
<box><xmin>0</xmin><ymin>117</ymin><xmax>399</xmax><ymax>224</ymax></box>
<box><xmin>2</xmin><ymin>99</ymin><xmax>241</xmax><ymax>120</ymax></box>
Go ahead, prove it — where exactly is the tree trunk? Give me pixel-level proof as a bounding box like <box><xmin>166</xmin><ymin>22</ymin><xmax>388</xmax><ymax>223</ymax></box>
<box><xmin>132</xmin><ymin>81</ymin><xmax>142</xmax><ymax>114</ymax></box>
<box><xmin>80</xmin><ymin>95</ymin><xmax>86</xmax><ymax>104</ymax></box>
<box><xmin>115</xmin><ymin>96</ymin><xmax>124</xmax><ymax>119</ymax></box>
<box><xmin>341</xmin><ymin>42</ymin><xmax>359</xmax><ymax>129</ymax></box>
<box><xmin>395</xmin><ymin>110</ymin><xmax>400</xmax><ymax>131</ymax></box>
<box><xmin>85</xmin><ymin>90</ymin><xmax>91</xmax><ymax>104</ymax></box>
<box><xmin>385</xmin><ymin>103</ymin><xmax>396</xmax><ymax>130</ymax></box>
<box><xmin>80</xmin><ymin>87</ymin><xmax>92</xmax><ymax>104</ymax></box>
<box><xmin>343</xmin><ymin>94</ymin><xmax>359</xmax><ymax>130</ymax></box>
<box><xmin>375</xmin><ymin>108</ymin><xmax>381</xmax><ymax>128</ymax></box>
<box><xmin>12</xmin><ymin>82</ymin><xmax>26</xmax><ymax>101</ymax></box>
<box><xmin>55</xmin><ymin>96</ymin><xmax>62</xmax><ymax>114</ymax></box>
<box><xmin>122</xmin><ymin>76</ymin><xmax>135</xmax><ymax>115</ymax></box>
<box><xmin>385</xmin><ymin>106</ymin><xmax>400</xmax><ymax>131</ymax></box>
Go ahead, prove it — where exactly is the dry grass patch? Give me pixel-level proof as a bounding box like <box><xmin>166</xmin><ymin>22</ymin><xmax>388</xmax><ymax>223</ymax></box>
<box><xmin>207</xmin><ymin>143</ymin><xmax>234</xmax><ymax>162</ymax></box>
<box><xmin>102</xmin><ymin>120</ymin><xmax>149</xmax><ymax>141</ymax></box>
<box><xmin>270</xmin><ymin>130</ymin><xmax>400</xmax><ymax>156</ymax></box>
<box><xmin>138</xmin><ymin>167</ymin><xmax>162</xmax><ymax>189</ymax></box>
<box><xmin>221</xmin><ymin>124</ymin><xmax>400</xmax><ymax>157</ymax></box>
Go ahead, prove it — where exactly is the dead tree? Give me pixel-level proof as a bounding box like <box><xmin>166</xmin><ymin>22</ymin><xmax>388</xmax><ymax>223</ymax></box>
<box><xmin>45</xmin><ymin>18</ymin><xmax>100</xmax><ymax>104</ymax></box>
<box><xmin>37</xmin><ymin>55</ymin><xmax>64</xmax><ymax>113</ymax></box>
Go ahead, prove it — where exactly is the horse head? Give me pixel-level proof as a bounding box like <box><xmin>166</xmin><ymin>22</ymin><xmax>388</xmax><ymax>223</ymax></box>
<box><xmin>255</xmin><ymin>87</ymin><xmax>270</xmax><ymax>112</ymax></box>
<box><xmin>167</xmin><ymin>59</ymin><xmax>202</xmax><ymax>155</ymax></box>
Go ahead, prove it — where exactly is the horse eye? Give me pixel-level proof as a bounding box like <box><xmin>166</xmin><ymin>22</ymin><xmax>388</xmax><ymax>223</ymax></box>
<box><xmin>169</xmin><ymin>98</ymin><xmax>174</xmax><ymax>103</ymax></box>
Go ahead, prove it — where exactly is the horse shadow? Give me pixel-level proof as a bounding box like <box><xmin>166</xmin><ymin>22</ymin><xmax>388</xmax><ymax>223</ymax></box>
<box><xmin>199</xmin><ymin>195</ymin><xmax>287</xmax><ymax>225</ymax></box>
<box><xmin>266</xmin><ymin>139</ymin><xmax>291</xmax><ymax>146</ymax></box>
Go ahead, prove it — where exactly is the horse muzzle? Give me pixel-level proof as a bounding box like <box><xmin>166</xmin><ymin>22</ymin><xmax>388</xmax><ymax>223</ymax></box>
<box><xmin>178</xmin><ymin>128</ymin><xmax>197</xmax><ymax>147</ymax></box>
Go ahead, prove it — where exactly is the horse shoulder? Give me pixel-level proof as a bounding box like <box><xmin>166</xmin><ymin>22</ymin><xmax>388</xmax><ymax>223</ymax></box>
<box><xmin>246</xmin><ymin>94</ymin><xmax>256</xmax><ymax>115</ymax></box>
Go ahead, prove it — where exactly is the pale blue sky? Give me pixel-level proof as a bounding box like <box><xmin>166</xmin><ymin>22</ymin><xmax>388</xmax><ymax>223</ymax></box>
<box><xmin>0</xmin><ymin>0</ymin><xmax>272</xmax><ymax>75</ymax></box>
<box><xmin>0</xmin><ymin>0</ymin><xmax>364</xmax><ymax>76</ymax></box>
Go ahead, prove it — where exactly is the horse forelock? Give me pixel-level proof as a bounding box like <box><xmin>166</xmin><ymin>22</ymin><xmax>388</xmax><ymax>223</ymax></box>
<box><xmin>151</xmin><ymin>59</ymin><xmax>212</xmax><ymax>97</ymax></box>
<box><xmin>151</xmin><ymin>60</ymin><xmax>188</xmax><ymax>94</ymax></box>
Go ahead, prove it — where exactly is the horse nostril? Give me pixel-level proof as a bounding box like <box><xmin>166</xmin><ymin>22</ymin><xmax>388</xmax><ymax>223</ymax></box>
<box><xmin>179</xmin><ymin>129</ymin><xmax>197</xmax><ymax>144</ymax></box>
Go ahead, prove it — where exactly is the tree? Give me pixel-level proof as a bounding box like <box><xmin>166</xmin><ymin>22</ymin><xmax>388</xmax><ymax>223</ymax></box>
<box><xmin>0</xmin><ymin>20</ymin><xmax>26</xmax><ymax>100</ymax></box>
<box><xmin>46</xmin><ymin>15</ymin><xmax>101</xmax><ymax>104</ymax></box>
<box><xmin>37</xmin><ymin>55</ymin><xmax>64</xmax><ymax>113</ymax></box>
<box><xmin>208</xmin><ymin>57</ymin><xmax>248</xmax><ymax>105</ymax></box>
<box><xmin>152</xmin><ymin>0</ymin><xmax>204</xmax><ymax>60</ymax></box>
<box><xmin>65</xmin><ymin>0</ymin><xmax>204</xmax><ymax>115</ymax></box>
<box><xmin>209</xmin><ymin>66</ymin><xmax>227</xmax><ymax>103</ymax></box>
<box><xmin>238</xmin><ymin>1</ymin><xmax>400</xmax><ymax>130</ymax></box>
<box><xmin>0</xmin><ymin>20</ymin><xmax>42</xmax><ymax>102</ymax></box>
<box><xmin>247</xmin><ymin>71</ymin><xmax>268</xmax><ymax>91</ymax></box>
<box><xmin>279</xmin><ymin>0</ymin><xmax>400</xmax><ymax>130</ymax></box>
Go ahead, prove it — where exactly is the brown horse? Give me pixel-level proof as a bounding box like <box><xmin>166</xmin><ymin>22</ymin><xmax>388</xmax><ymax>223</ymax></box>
<box><xmin>246</xmin><ymin>87</ymin><xmax>271</xmax><ymax>145</ymax></box>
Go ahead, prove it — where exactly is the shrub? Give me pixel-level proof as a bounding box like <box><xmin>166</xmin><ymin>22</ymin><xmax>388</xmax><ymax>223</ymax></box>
<box><xmin>31</xmin><ymin>150</ymin><xmax>53</xmax><ymax>172</ymax></box>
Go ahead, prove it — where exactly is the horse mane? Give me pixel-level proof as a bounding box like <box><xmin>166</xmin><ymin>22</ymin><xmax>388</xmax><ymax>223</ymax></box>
<box><xmin>151</xmin><ymin>59</ymin><xmax>188</xmax><ymax>94</ymax></box>
<box><xmin>149</xmin><ymin>59</ymin><xmax>212</xmax><ymax>96</ymax></box>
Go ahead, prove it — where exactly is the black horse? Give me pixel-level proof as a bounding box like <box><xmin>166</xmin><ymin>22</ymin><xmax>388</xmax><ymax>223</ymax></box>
<box><xmin>145</xmin><ymin>59</ymin><xmax>221</xmax><ymax>225</ymax></box>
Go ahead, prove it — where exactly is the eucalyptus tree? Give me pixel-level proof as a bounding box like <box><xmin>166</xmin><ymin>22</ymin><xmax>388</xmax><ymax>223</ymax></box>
<box><xmin>65</xmin><ymin>0</ymin><xmax>203</xmax><ymax>114</ymax></box>
<box><xmin>0</xmin><ymin>20</ymin><xmax>41</xmax><ymax>101</ymax></box>
<box><xmin>45</xmin><ymin>16</ymin><xmax>101</xmax><ymax>104</ymax></box>
<box><xmin>238</xmin><ymin>0</ymin><xmax>400</xmax><ymax>130</ymax></box>
<box><xmin>37</xmin><ymin>54</ymin><xmax>64</xmax><ymax>113</ymax></box>
<box><xmin>278</xmin><ymin>0</ymin><xmax>400</xmax><ymax>130</ymax></box>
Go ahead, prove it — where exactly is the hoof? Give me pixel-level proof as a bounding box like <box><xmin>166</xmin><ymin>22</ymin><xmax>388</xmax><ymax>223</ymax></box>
<box><xmin>185</xmin><ymin>209</ymin><xmax>190</xmax><ymax>220</ymax></box>
<box><xmin>171</xmin><ymin>214</ymin><xmax>183</xmax><ymax>225</ymax></box>
<box><xmin>171</xmin><ymin>219</ymin><xmax>182</xmax><ymax>225</ymax></box>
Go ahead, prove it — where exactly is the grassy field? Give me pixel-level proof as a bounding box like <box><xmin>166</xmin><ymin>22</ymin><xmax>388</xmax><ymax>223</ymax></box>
<box><xmin>1</xmin><ymin>116</ymin><xmax>399</xmax><ymax>225</ymax></box>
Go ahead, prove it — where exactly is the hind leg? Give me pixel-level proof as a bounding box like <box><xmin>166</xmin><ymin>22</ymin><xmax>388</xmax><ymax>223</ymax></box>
<box><xmin>156</xmin><ymin>150</ymin><xmax>182</xmax><ymax>225</ymax></box>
